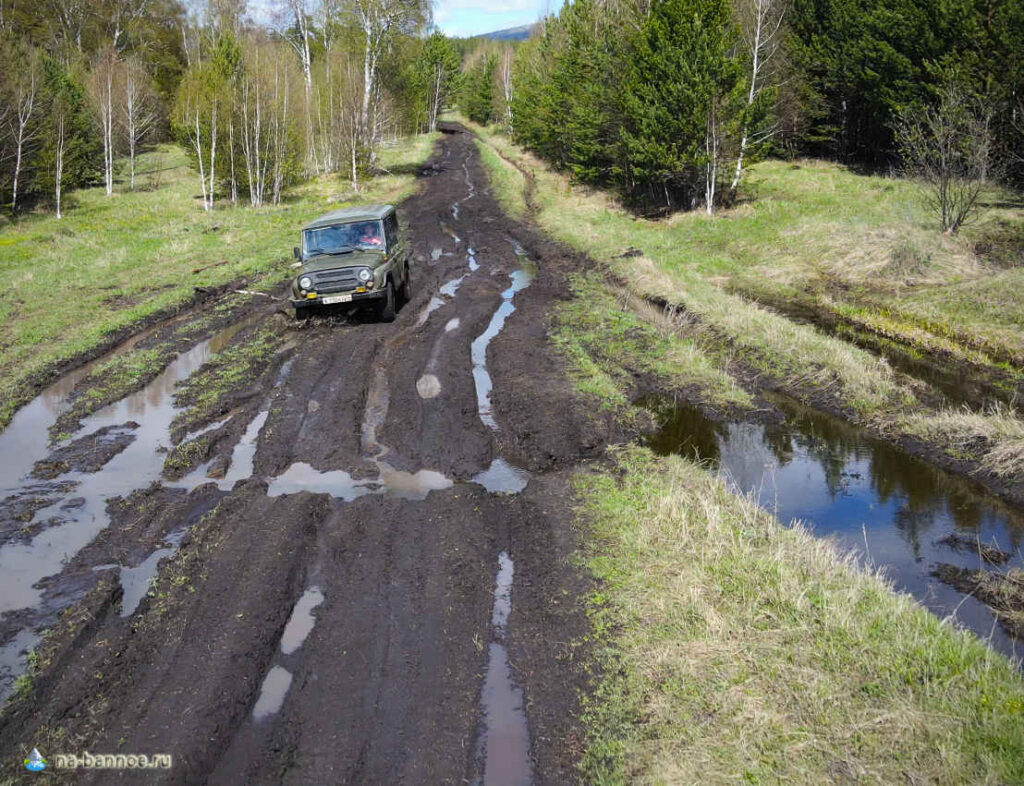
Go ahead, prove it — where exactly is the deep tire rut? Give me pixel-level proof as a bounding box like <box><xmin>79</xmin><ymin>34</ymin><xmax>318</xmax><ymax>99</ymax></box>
<box><xmin>0</xmin><ymin>126</ymin><xmax>599</xmax><ymax>785</ymax></box>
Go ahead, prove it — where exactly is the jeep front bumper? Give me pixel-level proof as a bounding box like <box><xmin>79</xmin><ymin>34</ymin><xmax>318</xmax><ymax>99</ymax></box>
<box><xmin>290</xmin><ymin>289</ymin><xmax>386</xmax><ymax>308</ymax></box>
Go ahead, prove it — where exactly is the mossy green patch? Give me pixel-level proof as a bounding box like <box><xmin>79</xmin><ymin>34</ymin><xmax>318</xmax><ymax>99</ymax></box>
<box><xmin>171</xmin><ymin>326</ymin><xmax>283</xmax><ymax>438</ymax></box>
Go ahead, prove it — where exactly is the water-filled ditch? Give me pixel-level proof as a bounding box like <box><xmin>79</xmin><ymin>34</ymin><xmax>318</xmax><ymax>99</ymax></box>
<box><xmin>644</xmin><ymin>392</ymin><xmax>1024</xmax><ymax>658</ymax></box>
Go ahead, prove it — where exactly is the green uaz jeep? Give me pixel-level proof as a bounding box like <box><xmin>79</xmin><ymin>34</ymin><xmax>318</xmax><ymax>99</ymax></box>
<box><xmin>291</xmin><ymin>204</ymin><xmax>411</xmax><ymax>322</ymax></box>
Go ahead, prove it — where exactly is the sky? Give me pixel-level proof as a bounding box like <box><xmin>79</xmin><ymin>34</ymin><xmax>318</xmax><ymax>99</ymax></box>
<box><xmin>247</xmin><ymin>0</ymin><xmax>550</xmax><ymax>40</ymax></box>
<box><xmin>433</xmin><ymin>0</ymin><xmax>549</xmax><ymax>38</ymax></box>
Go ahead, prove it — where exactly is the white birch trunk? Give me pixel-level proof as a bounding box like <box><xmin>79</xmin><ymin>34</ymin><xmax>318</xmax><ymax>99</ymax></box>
<box><xmin>55</xmin><ymin>114</ymin><xmax>65</xmax><ymax>218</ymax></box>
<box><xmin>193</xmin><ymin>106</ymin><xmax>209</xmax><ymax>212</ymax></box>
<box><xmin>11</xmin><ymin>71</ymin><xmax>36</xmax><ymax>211</ymax></box>
<box><xmin>207</xmin><ymin>99</ymin><xmax>217</xmax><ymax>210</ymax></box>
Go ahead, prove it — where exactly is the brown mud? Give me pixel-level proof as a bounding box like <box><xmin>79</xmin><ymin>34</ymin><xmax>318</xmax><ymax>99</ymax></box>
<box><xmin>0</xmin><ymin>125</ymin><xmax>598</xmax><ymax>784</ymax></box>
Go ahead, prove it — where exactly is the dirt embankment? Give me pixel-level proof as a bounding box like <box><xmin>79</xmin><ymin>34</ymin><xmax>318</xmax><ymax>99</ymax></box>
<box><xmin>0</xmin><ymin>125</ymin><xmax>604</xmax><ymax>783</ymax></box>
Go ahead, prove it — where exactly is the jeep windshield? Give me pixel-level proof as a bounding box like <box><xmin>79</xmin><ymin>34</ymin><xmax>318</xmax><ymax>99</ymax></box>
<box><xmin>303</xmin><ymin>220</ymin><xmax>385</xmax><ymax>258</ymax></box>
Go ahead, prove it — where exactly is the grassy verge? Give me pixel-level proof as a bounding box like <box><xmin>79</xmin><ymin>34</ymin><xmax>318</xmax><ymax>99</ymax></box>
<box><xmin>551</xmin><ymin>272</ymin><xmax>754</xmax><ymax>416</ymax></box>
<box><xmin>467</xmin><ymin>119</ymin><xmax>1024</xmax><ymax>484</ymax></box>
<box><xmin>577</xmin><ymin>448</ymin><xmax>1024</xmax><ymax>783</ymax></box>
<box><xmin>0</xmin><ymin>134</ymin><xmax>440</xmax><ymax>432</ymax></box>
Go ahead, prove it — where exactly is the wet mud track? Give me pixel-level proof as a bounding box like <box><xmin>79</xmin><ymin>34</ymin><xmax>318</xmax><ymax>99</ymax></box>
<box><xmin>0</xmin><ymin>126</ymin><xmax>599</xmax><ymax>783</ymax></box>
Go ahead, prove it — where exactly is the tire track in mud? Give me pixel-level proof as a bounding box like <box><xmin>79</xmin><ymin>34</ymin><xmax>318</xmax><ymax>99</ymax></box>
<box><xmin>0</xmin><ymin>125</ymin><xmax>600</xmax><ymax>784</ymax></box>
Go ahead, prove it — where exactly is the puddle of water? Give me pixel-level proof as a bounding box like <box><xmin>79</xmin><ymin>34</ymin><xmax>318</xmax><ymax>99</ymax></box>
<box><xmin>0</xmin><ymin>629</ymin><xmax>40</xmax><ymax>704</ymax></box>
<box><xmin>416</xmin><ymin>296</ymin><xmax>446</xmax><ymax>327</ymax></box>
<box><xmin>183</xmin><ymin>413</ymin><xmax>234</xmax><ymax>442</ymax></box>
<box><xmin>115</xmin><ymin>529</ymin><xmax>188</xmax><ymax>617</ymax></box>
<box><xmin>252</xmin><ymin>665</ymin><xmax>293</xmax><ymax>721</ymax></box>
<box><xmin>472</xmin><ymin>268</ymin><xmax>535</xmax><ymax>430</ymax></box>
<box><xmin>0</xmin><ymin>336</ymin><xmax>221</xmax><ymax>616</ymax></box>
<box><xmin>506</xmin><ymin>237</ymin><xmax>528</xmax><ymax>258</ymax></box>
<box><xmin>480</xmin><ymin>551</ymin><xmax>532</xmax><ymax>786</ymax></box>
<box><xmin>377</xmin><ymin>464</ymin><xmax>454</xmax><ymax>500</ymax></box>
<box><xmin>280</xmin><ymin>587</ymin><xmax>324</xmax><ymax>655</ymax></box>
<box><xmin>221</xmin><ymin>411</ymin><xmax>269</xmax><ymax>485</ymax></box>
<box><xmin>175</xmin><ymin>409</ymin><xmax>270</xmax><ymax>491</ymax></box>
<box><xmin>467</xmin><ymin>247</ymin><xmax>480</xmax><ymax>273</ymax></box>
<box><xmin>473</xmin><ymin>459</ymin><xmax>530</xmax><ymax>495</ymax></box>
<box><xmin>267</xmin><ymin>461</ymin><xmax>452</xmax><ymax>502</ymax></box>
<box><xmin>645</xmin><ymin>394</ymin><xmax>1024</xmax><ymax>657</ymax></box>
<box><xmin>0</xmin><ymin>311</ymin><xmax>214</xmax><ymax>493</ymax></box>
<box><xmin>492</xmin><ymin>552</ymin><xmax>513</xmax><ymax>631</ymax></box>
<box><xmin>445</xmin><ymin>318</ymin><xmax>461</xmax><ymax>333</ymax></box>
<box><xmin>439</xmin><ymin>276</ymin><xmax>466</xmax><ymax>297</ymax></box>
<box><xmin>416</xmin><ymin>374</ymin><xmax>442</xmax><ymax>400</ymax></box>
<box><xmin>267</xmin><ymin>463</ymin><xmax>374</xmax><ymax>502</ymax></box>
<box><xmin>0</xmin><ymin>320</ymin><xmax>259</xmax><ymax>701</ymax></box>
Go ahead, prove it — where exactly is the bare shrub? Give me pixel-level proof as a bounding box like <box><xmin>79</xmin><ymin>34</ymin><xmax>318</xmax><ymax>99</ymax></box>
<box><xmin>897</xmin><ymin>82</ymin><xmax>1000</xmax><ymax>235</ymax></box>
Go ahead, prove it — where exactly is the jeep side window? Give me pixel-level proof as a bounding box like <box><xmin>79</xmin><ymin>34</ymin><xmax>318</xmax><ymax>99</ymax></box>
<box><xmin>384</xmin><ymin>215</ymin><xmax>398</xmax><ymax>249</ymax></box>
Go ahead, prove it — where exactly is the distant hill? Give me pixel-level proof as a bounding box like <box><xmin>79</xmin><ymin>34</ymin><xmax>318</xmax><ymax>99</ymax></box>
<box><xmin>480</xmin><ymin>24</ymin><xmax>532</xmax><ymax>41</ymax></box>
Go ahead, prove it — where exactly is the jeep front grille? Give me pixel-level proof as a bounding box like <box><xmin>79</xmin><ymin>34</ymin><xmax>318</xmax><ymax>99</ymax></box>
<box><xmin>311</xmin><ymin>268</ymin><xmax>359</xmax><ymax>294</ymax></box>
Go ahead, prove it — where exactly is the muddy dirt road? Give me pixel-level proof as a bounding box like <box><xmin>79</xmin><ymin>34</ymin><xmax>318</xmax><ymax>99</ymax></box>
<box><xmin>0</xmin><ymin>126</ymin><xmax>606</xmax><ymax>783</ymax></box>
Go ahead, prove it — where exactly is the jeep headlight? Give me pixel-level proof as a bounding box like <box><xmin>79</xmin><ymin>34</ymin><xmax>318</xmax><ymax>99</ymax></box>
<box><xmin>358</xmin><ymin>268</ymin><xmax>372</xmax><ymax>283</ymax></box>
<box><xmin>299</xmin><ymin>276</ymin><xmax>312</xmax><ymax>290</ymax></box>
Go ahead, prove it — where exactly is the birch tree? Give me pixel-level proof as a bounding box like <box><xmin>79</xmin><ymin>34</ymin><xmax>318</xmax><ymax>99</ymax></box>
<box><xmin>499</xmin><ymin>46</ymin><xmax>514</xmax><ymax>131</ymax></box>
<box><xmin>9</xmin><ymin>54</ymin><xmax>39</xmax><ymax>211</ymax></box>
<box><xmin>49</xmin><ymin>0</ymin><xmax>90</xmax><ymax>52</ymax></box>
<box><xmin>729</xmin><ymin>0</ymin><xmax>787</xmax><ymax>198</ymax></box>
<box><xmin>107</xmin><ymin>0</ymin><xmax>154</xmax><ymax>52</ymax></box>
<box><xmin>119</xmin><ymin>55</ymin><xmax>156</xmax><ymax>189</ymax></box>
<box><xmin>416</xmin><ymin>31</ymin><xmax>459</xmax><ymax>133</ymax></box>
<box><xmin>176</xmin><ymin>67</ymin><xmax>220</xmax><ymax>210</ymax></box>
<box><xmin>235</xmin><ymin>38</ymin><xmax>302</xmax><ymax>206</ymax></box>
<box><xmin>89</xmin><ymin>48</ymin><xmax>118</xmax><ymax>196</ymax></box>
<box><xmin>348</xmin><ymin>0</ymin><xmax>430</xmax><ymax>163</ymax></box>
<box><xmin>283</xmin><ymin>0</ymin><xmax>318</xmax><ymax>174</ymax></box>
<box><xmin>54</xmin><ymin>111</ymin><xmax>65</xmax><ymax>218</ymax></box>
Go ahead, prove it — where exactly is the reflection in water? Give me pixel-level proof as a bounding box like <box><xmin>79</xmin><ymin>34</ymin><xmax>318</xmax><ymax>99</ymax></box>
<box><xmin>0</xmin><ymin>337</ymin><xmax>222</xmax><ymax>616</ymax></box>
<box><xmin>472</xmin><ymin>268</ymin><xmax>535</xmax><ymax>431</ymax></box>
<box><xmin>0</xmin><ymin>319</ymin><xmax>260</xmax><ymax>704</ymax></box>
<box><xmin>646</xmin><ymin>395</ymin><xmax>1024</xmax><ymax>657</ymax></box>
<box><xmin>280</xmin><ymin>587</ymin><xmax>324</xmax><ymax>656</ymax></box>
<box><xmin>480</xmin><ymin>551</ymin><xmax>532</xmax><ymax>786</ymax></box>
<box><xmin>252</xmin><ymin>665</ymin><xmax>293</xmax><ymax>721</ymax></box>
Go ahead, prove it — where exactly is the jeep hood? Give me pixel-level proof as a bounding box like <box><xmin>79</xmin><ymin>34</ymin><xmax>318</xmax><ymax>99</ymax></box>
<box><xmin>300</xmin><ymin>249</ymin><xmax>383</xmax><ymax>274</ymax></box>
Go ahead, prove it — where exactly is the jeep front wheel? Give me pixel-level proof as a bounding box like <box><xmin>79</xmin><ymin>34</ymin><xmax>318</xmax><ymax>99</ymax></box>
<box><xmin>398</xmin><ymin>265</ymin><xmax>412</xmax><ymax>305</ymax></box>
<box><xmin>376</xmin><ymin>279</ymin><xmax>396</xmax><ymax>323</ymax></box>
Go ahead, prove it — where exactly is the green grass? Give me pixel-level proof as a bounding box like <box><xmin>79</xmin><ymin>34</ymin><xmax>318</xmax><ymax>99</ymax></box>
<box><xmin>551</xmin><ymin>272</ymin><xmax>754</xmax><ymax>415</ymax></box>
<box><xmin>468</xmin><ymin>122</ymin><xmax>910</xmax><ymax>419</ymax></box>
<box><xmin>469</xmin><ymin>120</ymin><xmax>1024</xmax><ymax>481</ymax></box>
<box><xmin>474</xmin><ymin>136</ymin><xmax>530</xmax><ymax>220</ymax></box>
<box><xmin>577</xmin><ymin>448</ymin><xmax>1024</xmax><ymax>784</ymax></box>
<box><xmin>0</xmin><ymin>134</ymin><xmax>440</xmax><ymax>431</ymax></box>
<box><xmin>171</xmin><ymin>324</ymin><xmax>284</xmax><ymax>437</ymax></box>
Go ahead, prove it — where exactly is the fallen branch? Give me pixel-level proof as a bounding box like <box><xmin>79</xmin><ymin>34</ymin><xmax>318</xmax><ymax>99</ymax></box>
<box><xmin>192</xmin><ymin>259</ymin><xmax>230</xmax><ymax>274</ymax></box>
<box><xmin>233</xmin><ymin>289</ymin><xmax>284</xmax><ymax>301</ymax></box>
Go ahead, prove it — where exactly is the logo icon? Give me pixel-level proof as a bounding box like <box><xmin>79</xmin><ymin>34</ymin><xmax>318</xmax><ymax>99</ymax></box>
<box><xmin>24</xmin><ymin>748</ymin><xmax>46</xmax><ymax>772</ymax></box>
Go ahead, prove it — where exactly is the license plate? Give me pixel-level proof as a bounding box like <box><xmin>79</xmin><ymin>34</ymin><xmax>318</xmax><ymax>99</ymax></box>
<box><xmin>322</xmin><ymin>294</ymin><xmax>352</xmax><ymax>305</ymax></box>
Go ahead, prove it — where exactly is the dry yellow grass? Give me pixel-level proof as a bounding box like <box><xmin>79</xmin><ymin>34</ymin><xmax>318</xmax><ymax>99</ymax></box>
<box><xmin>902</xmin><ymin>405</ymin><xmax>1024</xmax><ymax>478</ymax></box>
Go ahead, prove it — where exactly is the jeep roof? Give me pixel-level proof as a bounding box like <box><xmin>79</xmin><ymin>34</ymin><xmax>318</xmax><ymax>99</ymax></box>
<box><xmin>304</xmin><ymin>204</ymin><xmax>395</xmax><ymax>231</ymax></box>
